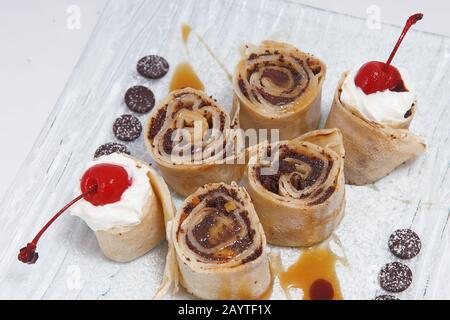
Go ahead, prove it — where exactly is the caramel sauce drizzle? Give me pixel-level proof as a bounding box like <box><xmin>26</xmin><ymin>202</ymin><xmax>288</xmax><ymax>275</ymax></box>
<box><xmin>169</xmin><ymin>62</ymin><xmax>204</xmax><ymax>91</ymax></box>
<box><xmin>170</xmin><ymin>24</ymin><xmax>204</xmax><ymax>91</ymax></box>
<box><xmin>181</xmin><ymin>23</ymin><xmax>192</xmax><ymax>44</ymax></box>
<box><xmin>279</xmin><ymin>245</ymin><xmax>344</xmax><ymax>300</ymax></box>
<box><xmin>180</xmin><ymin>23</ymin><xmax>232</xmax><ymax>82</ymax></box>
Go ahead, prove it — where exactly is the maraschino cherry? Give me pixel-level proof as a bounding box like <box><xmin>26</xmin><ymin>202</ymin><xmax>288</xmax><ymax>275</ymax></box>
<box><xmin>18</xmin><ymin>163</ymin><xmax>131</xmax><ymax>264</ymax></box>
<box><xmin>80</xmin><ymin>163</ymin><xmax>131</xmax><ymax>206</ymax></box>
<box><xmin>354</xmin><ymin>13</ymin><xmax>423</xmax><ymax>95</ymax></box>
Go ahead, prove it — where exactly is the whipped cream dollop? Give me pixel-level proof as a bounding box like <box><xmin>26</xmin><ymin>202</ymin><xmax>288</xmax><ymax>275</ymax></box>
<box><xmin>340</xmin><ymin>65</ymin><xmax>416</xmax><ymax>124</ymax></box>
<box><xmin>71</xmin><ymin>153</ymin><xmax>151</xmax><ymax>231</ymax></box>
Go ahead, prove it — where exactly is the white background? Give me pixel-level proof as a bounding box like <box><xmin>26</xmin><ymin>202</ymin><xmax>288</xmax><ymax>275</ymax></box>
<box><xmin>0</xmin><ymin>0</ymin><xmax>448</xmax><ymax>197</ymax></box>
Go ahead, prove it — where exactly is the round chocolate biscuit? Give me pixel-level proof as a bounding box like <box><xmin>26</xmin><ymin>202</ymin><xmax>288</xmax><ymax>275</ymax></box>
<box><xmin>379</xmin><ymin>262</ymin><xmax>412</xmax><ymax>293</ymax></box>
<box><xmin>374</xmin><ymin>295</ymin><xmax>400</xmax><ymax>300</ymax></box>
<box><xmin>94</xmin><ymin>142</ymin><xmax>130</xmax><ymax>158</ymax></box>
<box><xmin>137</xmin><ymin>55</ymin><xmax>169</xmax><ymax>79</ymax></box>
<box><xmin>113</xmin><ymin>114</ymin><xmax>142</xmax><ymax>142</ymax></box>
<box><xmin>124</xmin><ymin>85</ymin><xmax>155</xmax><ymax>114</ymax></box>
<box><xmin>388</xmin><ymin>229</ymin><xmax>421</xmax><ymax>260</ymax></box>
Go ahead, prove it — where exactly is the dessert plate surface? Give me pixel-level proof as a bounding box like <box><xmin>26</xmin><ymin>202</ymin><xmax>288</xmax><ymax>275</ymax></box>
<box><xmin>0</xmin><ymin>0</ymin><xmax>449</xmax><ymax>299</ymax></box>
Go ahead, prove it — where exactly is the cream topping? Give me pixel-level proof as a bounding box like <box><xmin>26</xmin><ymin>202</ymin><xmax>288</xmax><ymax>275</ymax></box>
<box><xmin>340</xmin><ymin>65</ymin><xmax>415</xmax><ymax>124</ymax></box>
<box><xmin>71</xmin><ymin>153</ymin><xmax>151</xmax><ymax>231</ymax></box>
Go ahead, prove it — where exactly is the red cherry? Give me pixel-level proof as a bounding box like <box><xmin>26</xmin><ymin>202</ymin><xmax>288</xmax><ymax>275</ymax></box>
<box><xmin>81</xmin><ymin>163</ymin><xmax>131</xmax><ymax>206</ymax></box>
<box><xmin>18</xmin><ymin>163</ymin><xmax>131</xmax><ymax>264</ymax></box>
<box><xmin>309</xmin><ymin>278</ymin><xmax>334</xmax><ymax>300</ymax></box>
<box><xmin>354</xmin><ymin>13</ymin><xmax>423</xmax><ymax>95</ymax></box>
<box><xmin>355</xmin><ymin>61</ymin><xmax>405</xmax><ymax>94</ymax></box>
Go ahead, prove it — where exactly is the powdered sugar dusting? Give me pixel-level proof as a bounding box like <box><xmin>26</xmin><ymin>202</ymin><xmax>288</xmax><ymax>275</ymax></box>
<box><xmin>379</xmin><ymin>262</ymin><xmax>413</xmax><ymax>293</ymax></box>
<box><xmin>388</xmin><ymin>229</ymin><xmax>421</xmax><ymax>259</ymax></box>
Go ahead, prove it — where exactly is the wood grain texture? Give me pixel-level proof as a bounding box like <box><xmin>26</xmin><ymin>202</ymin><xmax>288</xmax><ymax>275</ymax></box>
<box><xmin>0</xmin><ymin>0</ymin><xmax>448</xmax><ymax>299</ymax></box>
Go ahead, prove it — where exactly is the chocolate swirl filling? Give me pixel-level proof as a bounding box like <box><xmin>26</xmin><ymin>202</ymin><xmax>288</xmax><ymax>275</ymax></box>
<box><xmin>147</xmin><ymin>89</ymin><xmax>235</xmax><ymax>163</ymax></box>
<box><xmin>236</xmin><ymin>47</ymin><xmax>322</xmax><ymax>108</ymax></box>
<box><xmin>255</xmin><ymin>144</ymin><xmax>337</xmax><ymax>206</ymax></box>
<box><xmin>177</xmin><ymin>185</ymin><xmax>263</xmax><ymax>265</ymax></box>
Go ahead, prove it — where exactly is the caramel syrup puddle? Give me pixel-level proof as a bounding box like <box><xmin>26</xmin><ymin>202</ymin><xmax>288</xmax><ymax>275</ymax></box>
<box><xmin>279</xmin><ymin>245</ymin><xmax>344</xmax><ymax>300</ymax></box>
<box><xmin>181</xmin><ymin>23</ymin><xmax>232</xmax><ymax>82</ymax></box>
<box><xmin>169</xmin><ymin>62</ymin><xmax>204</xmax><ymax>91</ymax></box>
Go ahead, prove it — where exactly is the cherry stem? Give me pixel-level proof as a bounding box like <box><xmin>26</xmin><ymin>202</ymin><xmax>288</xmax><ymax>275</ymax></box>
<box><xmin>31</xmin><ymin>185</ymin><xmax>97</xmax><ymax>245</ymax></box>
<box><xmin>384</xmin><ymin>13</ymin><xmax>423</xmax><ymax>70</ymax></box>
<box><xmin>18</xmin><ymin>184</ymin><xmax>97</xmax><ymax>264</ymax></box>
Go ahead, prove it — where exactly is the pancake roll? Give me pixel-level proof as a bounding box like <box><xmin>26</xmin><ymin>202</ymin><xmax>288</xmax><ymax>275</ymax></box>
<box><xmin>325</xmin><ymin>72</ymin><xmax>426</xmax><ymax>185</ymax></box>
<box><xmin>71</xmin><ymin>154</ymin><xmax>175</xmax><ymax>263</ymax></box>
<box><xmin>145</xmin><ymin>88</ymin><xmax>244</xmax><ymax>196</ymax></box>
<box><xmin>155</xmin><ymin>182</ymin><xmax>271</xmax><ymax>300</ymax></box>
<box><xmin>244</xmin><ymin>129</ymin><xmax>345</xmax><ymax>247</ymax></box>
<box><xmin>233</xmin><ymin>40</ymin><xmax>326</xmax><ymax>140</ymax></box>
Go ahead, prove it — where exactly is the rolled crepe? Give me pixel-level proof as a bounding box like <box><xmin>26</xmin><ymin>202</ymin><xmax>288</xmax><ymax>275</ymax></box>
<box><xmin>95</xmin><ymin>158</ymin><xmax>175</xmax><ymax>262</ymax></box>
<box><xmin>325</xmin><ymin>72</ymin><xmax>426</xmax><ymax>185</ymax></box>
<box><xmin>233</xmin><ymin>40</ymin><xmax>326</xmax><ymax>140</ymax></box>
<box><xmin>244</xmin><ymin>129</ymin><xmax>345</xmax><ymax>247</ymax></box>
<box><xmin>145</xmin><ymin>88</ymin><xmax>244</xmax><ymax>196</ymax></box>
<box><xmin>155</xmin><ymin>182</ymin><xmax>271</xmax><ymax>300</ymax></box>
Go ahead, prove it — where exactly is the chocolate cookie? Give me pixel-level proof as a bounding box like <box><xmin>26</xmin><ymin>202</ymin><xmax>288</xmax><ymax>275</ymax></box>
<box><xmin>137</xmin><ymin>55</ymin><xmax>169</xmax><ymax>79</ymax></box>
<box><xmin>374</xmin><ymin>295</ymin><xmax>400</xmax><ymax>300</ymax></box>
<box><xmin>94</xmin><ymin>142</ymin><xmax>130</xmax><ymax>158</ymax></box>
<box><xmin>379</xmin><ymin>262</ymin><xmax>412</xmax><ymax>293</ymax></box>
<box><xmin>124</xmin><ymin>85</ymin><xmax>155</xmax><ymax>114</ymax></box>
<box><xmin>113</xmin><ymin>114</ymin><xmax>142</xmax><ymax>142</ymax></box>
<box><xmin>388</xmin><ymin>229</ymin><xmax>421</xmax><ymax>259</ymax></box>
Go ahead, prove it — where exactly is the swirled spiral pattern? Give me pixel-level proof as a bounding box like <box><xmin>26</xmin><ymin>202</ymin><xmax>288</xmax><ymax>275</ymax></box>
<box><xmin>233</xmin><ymin>41</ymin><xmax>326</xmax><ymax>140</ymax></box>
<box><xmin>255</xmin><ymin>143</ymin><xmax>338</xmax><ymax>206</ymax></box>
<box><xmin>171</xmin><ymin>183</ymin><xmax>271</xmax><ymax>299</ymax></box>
<box><xmin>147</xmin><ymin>88</ymin><xmax>235</xmax><ymax>164</ymax></box>
<box><xmin>245</xmin><ymin>129</ymin><xmax>345</xmax><ymax>247</ymax></box>
<box><xmin>145</xmin><ymin>88</ymin><xmax>244</xmax><ymax>196</ymax></box>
